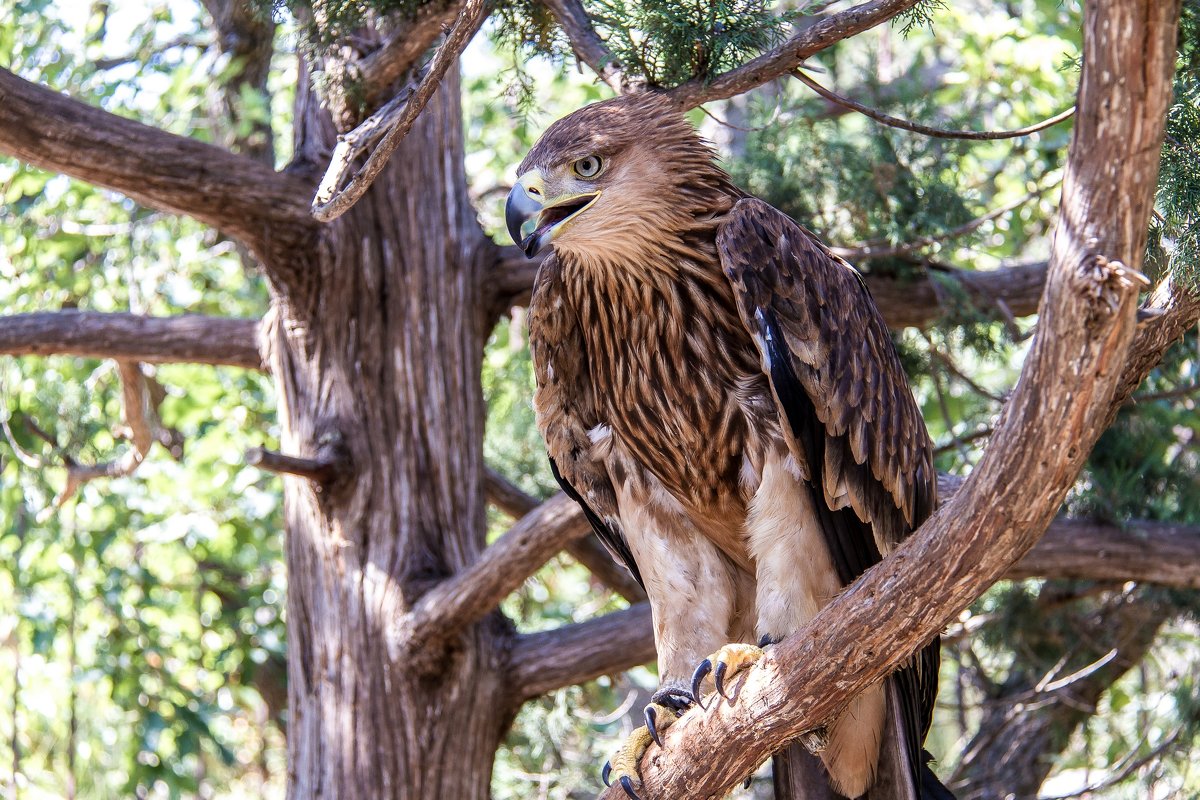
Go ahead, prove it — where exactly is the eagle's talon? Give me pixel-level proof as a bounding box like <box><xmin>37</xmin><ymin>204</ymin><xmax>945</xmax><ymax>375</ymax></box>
<box><xmin>602</xmin><ymin>761</ymin><xmax>612</xmax><ymax>787</ymax></box>
<box><xmin>691</xmin><ymin>643</ymin><xmax>767</xmax><ymax>705</ymax></box>
<box><xmin>644</xmin><ymin>705</ymin><xmax>663</xmax><ymax>747</ymax></box>
<box><xmin>714</xmin><ymin>660</ymin><xmax>729</xmax><ymax>698</ymax></box>
<box><xmin>619</xmin><ymin>775</ymin><xmax>641</xmax><ymax>800</ymax></box>
<box><xmin>690</xmin><ymin>658</ymin><xmax>713</xmax><ymax>708</ymax></box>
<box><xmin>758</xmin><ymin>633</ymin><xmax>781</xmax><ymax>648</ymax></box>
<box><xmin>650</xmin><ymin>686</ymin><xmax>694</xmax><ymax>712</ymax></box>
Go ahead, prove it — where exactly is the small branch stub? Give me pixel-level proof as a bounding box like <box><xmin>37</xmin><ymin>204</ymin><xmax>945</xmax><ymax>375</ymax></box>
<box><xmin>246</xmin><ymin>446</ymin><xmax>340</xmax><ymax>483</ymax></box>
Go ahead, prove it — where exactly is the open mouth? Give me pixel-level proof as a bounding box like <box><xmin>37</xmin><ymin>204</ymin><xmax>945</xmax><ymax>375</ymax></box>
<box><xmin>521</xmin><ymin>193</ymin><xmax>599</xmax><ymax>256</ymax></box>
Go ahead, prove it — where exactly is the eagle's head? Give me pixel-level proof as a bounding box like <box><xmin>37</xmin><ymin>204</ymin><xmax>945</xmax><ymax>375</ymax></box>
<box><xmin>506</xmin><ymin>92</ymin><xmax>733</xmax><ymax>263</ymax></box>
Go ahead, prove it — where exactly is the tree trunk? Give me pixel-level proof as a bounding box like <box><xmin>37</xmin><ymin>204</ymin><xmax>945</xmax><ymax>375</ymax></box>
<box><xmin>267</xmin><ymin>64</ymin><xmax>507</xmax><ymax>799</ymax></box>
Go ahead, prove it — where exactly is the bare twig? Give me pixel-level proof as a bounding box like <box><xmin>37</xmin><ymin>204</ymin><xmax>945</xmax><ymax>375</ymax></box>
<box><xmin>246</xmin><ymin>447</ymin><xmax>341</xmax><ymax>483</ymax></box>
<box><xmin>310</xmin><ymin>0</ymin><xmax>488</xmax><ymax>222</ymax></box>
<box><xmin>792</xmin><ymin>68</ymin><xmax>1075</xmax><ymax>141</ymax></box>
<box><xmin>507</xmin><ymin>603</ymin><xmax>656</xmax><ymax>700</ymax></box>
<box><xmin>830</xmin><ymin>180</ymin><xmax>1059</xmax><ymax>260</ymax></box>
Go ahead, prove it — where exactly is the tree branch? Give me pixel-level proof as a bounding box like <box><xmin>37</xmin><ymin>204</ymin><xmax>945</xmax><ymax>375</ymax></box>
<box><xmin>0</xmin><ymin>311</ymin><xmax>264</xmax><ymax>370</ymax></box>
<box><xmin>488</xmin><ymin>246</ymin><xmax>1048</xmax><ymax>330</ymax></box>
<box><xmin>310</xmin><ymin>0</ymin><xmax>488</xmax><ymax>222</ymax></box>
<box><xmin>0</xmin><ymin>68</ymin><xmax>315</xmax><ymax>250</ymax></box>
<box><xmin>541</xmin><ymin>0</ymin><xmax>635</xmax><ymax>94</ymax></box>
<box><xmin>394</xmin><ymin>492</ymin><xmax>590</xmax><ymax>653</ymax></box>
<box><xmin>599</xmin><ymin>2</ymin><xmax>1179</xmax><ymax>796</ymax></box>
<box><xmin>358</xmin><ymin>0</ymin><xmax>463</xmax><ymax>108</ymax></box>
<box><xmin>484</xmin><ymin>466</ymin><xmax>647</xmax><ymax>603</ymax></box>
<box><xmin>665</xmin><ymin>0</ymin><xmax>923</xmax><ymax>110</ymax></box>
<box><xmin>792</xmin><ymin>68</ymin><xmax>1075</xmax><ymax>142</ymax></box>
<box><xmin>507</xmin><ymin>603</ymin><xmax>656</xmax><ymax>702</ymax></box>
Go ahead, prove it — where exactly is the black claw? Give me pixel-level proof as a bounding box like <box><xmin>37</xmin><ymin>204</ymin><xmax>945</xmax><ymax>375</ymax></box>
<box><xmin>758</xmin><ymin>633</ymin><xmax>779</xmax><ymax>648</ymax></box>
<box><xmin>714</xmin><ymin>660</ymin><xmax>728</xmax><ymax>698</ymax></box>
<box><xmin>645</xmin><ymin>705</ymin><xmax>662</xmax><ymax>747</ymax></box>
<box><xmin>619</xmin><ymin>775</ymin><xmax>642</xmax><ymax>800</ymax></box>
<box><xmin>651</xmin><ymin>686</ymin><xmax>694</xmax><ymax>712</ymax></box>
<box><xmin>602</xmin><ymin>761</ymin><xmax>612</xmax><ymax>787</ymax></box>
<box><xmin>690</xmin><ymin>658</ymin><xmax>712</xmax><ymax>709</ymax></box>
<box><xmin>744</xmin><ymin>775</ymin><xmax>753</xmax><ymax>789</ymax></box>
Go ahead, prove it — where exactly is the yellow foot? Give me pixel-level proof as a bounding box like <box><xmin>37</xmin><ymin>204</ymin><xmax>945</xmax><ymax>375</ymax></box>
<box><xmin>602</xmin><ymin>702</ymin><xmax>681</xmax><ymax>799</ymax></box>
<box><xmin>690</xmin><ymin>643</ymin><xmax>766</xmax><ymax>707</ymax></box>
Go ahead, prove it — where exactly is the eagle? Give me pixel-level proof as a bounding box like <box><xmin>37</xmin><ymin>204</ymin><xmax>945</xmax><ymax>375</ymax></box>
<box><xmin>506</xmin><ymin>92</ymin><xmax>952</xmax><ymax>800</ymax></box>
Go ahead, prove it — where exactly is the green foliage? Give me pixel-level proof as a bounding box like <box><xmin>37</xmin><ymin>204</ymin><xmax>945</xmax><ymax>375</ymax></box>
<box><xmin>585</xmin><ymin>0</ymin><xmax>790</xmax><ymax>87</ymax></box>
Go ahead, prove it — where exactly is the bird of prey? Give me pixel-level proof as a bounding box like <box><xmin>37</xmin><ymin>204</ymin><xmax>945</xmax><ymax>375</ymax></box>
<box><xmin>506</xmin><ymin>92</ymin><xmax>952</xmax><ymax>800</ymax></box>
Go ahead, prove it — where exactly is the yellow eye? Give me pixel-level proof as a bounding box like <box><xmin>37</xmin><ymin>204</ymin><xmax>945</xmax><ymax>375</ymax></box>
<box><xmin>573</xmin><ymin>155</ymin><xmax>603</xmax><ymax>178</ymax></box>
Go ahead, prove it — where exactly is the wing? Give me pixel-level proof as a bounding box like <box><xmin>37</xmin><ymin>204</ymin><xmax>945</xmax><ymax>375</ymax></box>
<box><xmin>529</xmin><ymin>253</ymin><xmax>643</xmax><ymax>588</ymax></box>
<box><xmin>717</xmin><ymin>197</ymin><xmax>940</xmax><ymax>790</ymax></box>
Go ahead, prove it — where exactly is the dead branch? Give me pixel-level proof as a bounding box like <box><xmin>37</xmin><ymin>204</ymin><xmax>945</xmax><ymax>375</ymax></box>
<box><xmin>0</xmin><ymin>311</ymin><xmax>263</xmax><ymax>370</ymax></box>
<box><xmin>792</xmin><ymin>68</ymin><xmax>1075</xmax><ymax>141</ymax></box>
<box><xmin>597</xmin><ymin>3</ymin><xmax>1180</xmax><ymax>796</ymax></box>
<box><xmin>665</xmin><ymin>0</ymin><xmax>923</xmax><ymax>110</ymax></box>
<box><xmin>484</xmin><ymin>467</ymin><xmax>647</xmax><ymax>603</ymax></box>
<box><xmin>542</xmin><ymin>0</ymin><xmax>634</xmax><ymax>93</ymax></box>
<box><xmin>508</xmin><ymin>603</ymin><xmax>656</xmax><ymax>701</ymax></box>
<box><xmin>310</xmin><ymin>0</ymin><xmax>488</xmax><ymax>222</ymax></box>
<box><xmin>246</xmin><ymin>446</ymin><xmax>341</xmax><ymax>483</ymax></box>
<box><xmin>488</xmin><ymin>245</ymin><xmax>1048</xmax><ymax>330</ymax></box>
<box><xmin>0</xmin><ymin>68</ymin><xmax>315</xmax><ymax>251</ymax></box>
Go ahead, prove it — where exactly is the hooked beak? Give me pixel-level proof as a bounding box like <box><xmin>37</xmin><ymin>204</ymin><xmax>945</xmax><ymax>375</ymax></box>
<box><xmin>505</xmin><ymin>170</ymin><xmax>600</xmax><ymax>258</ymax></box>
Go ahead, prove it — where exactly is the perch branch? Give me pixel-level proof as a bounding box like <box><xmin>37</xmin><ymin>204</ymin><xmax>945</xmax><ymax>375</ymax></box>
<box><xmin>666</xmin><ymin>0</ymin><xmax>923</xmax><ymax>110</ymax></box>
<box><xmin>0</xmin><ymin>311</ymin><xmax>263</xmax><ymax>370</ymax></box>
<box><xmin>596</xmin><ymin>3</ymin><xmax>1179</xmax><ymax>796</ymax></box>
<box><xmin>310</xmin><ymin>0</ymin><xmax>488</xmax><ymax>222</ymax></box>
<box><xmin>0</xmin><ymin>68</ymin><xmax>314</xmax><ymax>250</ymax></box>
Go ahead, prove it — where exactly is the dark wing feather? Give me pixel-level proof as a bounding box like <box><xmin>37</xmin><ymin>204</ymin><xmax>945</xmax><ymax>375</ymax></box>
<box><xmin>717</xmin><ymin>198</ymin><xmax>942</xmax><ymax>795</ymax></box>
<box><xmin>549</xmin><ymin>456</ymin><xmax>643</xmax><ymax>588</ymax></box>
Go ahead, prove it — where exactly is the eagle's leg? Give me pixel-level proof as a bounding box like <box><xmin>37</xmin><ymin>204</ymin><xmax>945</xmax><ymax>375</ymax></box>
<box><xmin>747</xmin><ymin>454</ymin><xmax>886</xmax><ymax>797</ymax></box>
<box><xmin>602</xmin><ymin>484</ymin><xmax>743</xmax><ymax>797</ymax></box>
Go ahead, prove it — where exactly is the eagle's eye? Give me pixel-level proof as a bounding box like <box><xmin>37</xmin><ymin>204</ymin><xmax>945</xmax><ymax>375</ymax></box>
<box><xmin>572</xmin><ymin>155</ymin><xmax>603</xmax><ymax>179</ymax></box>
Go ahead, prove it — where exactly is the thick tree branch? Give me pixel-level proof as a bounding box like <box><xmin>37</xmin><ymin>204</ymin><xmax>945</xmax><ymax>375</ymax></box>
<box><xmin>665</xmin><ymin>0</ymin><xmax>923</xmax><ymax>110</ymax></box>
<box><xmin>0</xmin><ymin>68</ymin><xmax>315</xmax><ymax>250</ymax></box>
<box><xmin>0</xmin><ymin>311</ymin><xmax>264</xmax><ymax>370</ymax></box>
<box><xmin>507</xmin><ymin>603</ymin><xmax>656</xmax><ymax>701</ymax></box>
<box><xmin>542</xmin><ymin>0</ymin><xmax>635</xmax><ymax>94</ymax></box>
<box><xmin>599</xmin><ymin>3</ymin><xmax>1179</xmax><ymax>796</ymax></box>
<box><xmin>394</xmin><ymin>493</ymin><xmax>589</xmax><ymax>653</ymax></box>
<box><xmin>484</xmin><ymin>467</ymin><xmax>647</xmax><ymax>603</ymax></box>
<box><xmin>489</xmin><ymin>246</ymin><xmax>1047</xmax><ymax>330</ymax></box>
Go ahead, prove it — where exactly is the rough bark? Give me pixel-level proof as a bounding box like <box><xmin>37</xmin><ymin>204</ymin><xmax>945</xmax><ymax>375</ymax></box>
<box><xmin>0</xmin><ymin>312</ymin><xmax>263</xmax><ymax>369</ymax></box>
<box><xmin>596</xmin><ymin>2</ymin><xmax>1180</xmax><ymax>797</ymax></box>
<box><xmin>269</xmin><ymin>65</ymin><xmax>506</xmax><ymax>799</ymax></box>
<box><xmin>0</xmin><ymin>68</ymin><xmax>315</xmax><ymax>260</ymax></box>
